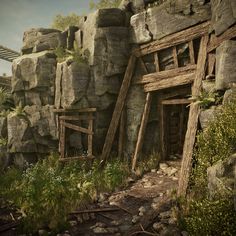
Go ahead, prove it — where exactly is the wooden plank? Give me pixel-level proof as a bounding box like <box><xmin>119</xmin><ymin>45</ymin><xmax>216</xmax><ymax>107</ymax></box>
<box><xmin>70</xmin><ymin>208</ymin><xmax>120</xmax><ymax>215</ymax></box>
<box><xmin>59</xmin><ymin>156</ymin><xmax>95</xmax><ymax>162</ymax></box>
<box><xmin>154</xmin><ymin>52</ymin><xmax>160</xmax><ymax>72</ymax></box>
<box><xmin>160</xmin><ymin>86</ymin><xmax>191</xmax><ymax>100</ymax></box>
<box><xmin>160</xmin><ymin>102</ymin><xmax>166</xmax><ymax>160</ymax></box>
<box><xmin>162</xmin><ymin>98</ymin><xmax>192</xmax><ymax>105</ymax></box>
<box><xmin>178</xmin><ymin>35</ymin><xmax>209</xmax><ymax>197</ymax></box>
<box><xmin>132</xmin><ymin>92</ymin><xmax>152</xmax><ymax>171</ymax></box>
<box><xmin>59</xmin><ymin>115</ymin><xmax>95</xmax><ymax>121</ymax></box>
<box><xmin>88</xmin><ymin>113</ymin><xmax>93</xmax><ymax>156</ymax></box>
<box><xmin>53</xmin><ymin>108</ymin><xmax>97</xmax><ymax>113</ymax></box>
<box><xmin>60</xmin><ymin>120</ymin><xmax>66</xmax><ymax>159</ymax></box>
<box><xmin>138</xmin><ymin>64</ymin><xmax>196</xmax><ymax>84</ymax></box>
<box><xmin>64</xmin><ymin>122</ymin><xmax>93</xmax><ymax>135</ymax></box>
<box><xmin>208</xmin><ymin>53</ymin><xmax>216</xmax><ymax>75</ymax></box>
<box><xmin>172</xmin><ymin>46</ymin><xmax>179</xmax><ymax>68</ymax></box>
<box><xmin>133</xmin><ymin>21</ymin><xmax>210</xmax><ymax>57</ymax></box>
<box><xmin>144</xmin><ymin>72</ymin><xmax>195</xmax><ymax>92</ymax></box>
<box><xmin>101</xmin><ymin>55</ymin><xmax>137</xmax><ymax>163</ymax></box>
<box><xmin>188</xmin><ymin>40</ymin><xmax>195</xmax><ymax>64</ymax></box>
<box><xmin>208</xmin><ymin>24</ymin><xmax>236</xmax><ymax>52</ymax></box>
<box><xmin>118</xmin><ymin>109</ymin><xmax>126</xmax><ymax>159</ymax></box>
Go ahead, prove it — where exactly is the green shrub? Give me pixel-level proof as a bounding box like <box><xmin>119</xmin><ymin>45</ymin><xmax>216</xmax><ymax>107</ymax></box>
<box><xmin>0</xmin><ymin>154</ymin><xmax>130</xmax><ymax>233</ymax></box>
<box><xmin>181</xmin><ymin>196</ymin><xmax>236</xmax><ymax>236</ymax></box>
<box><xmin>191</xmin><ymin>99</ymin><xmax>236</xmax><ymax>194</ymax></box>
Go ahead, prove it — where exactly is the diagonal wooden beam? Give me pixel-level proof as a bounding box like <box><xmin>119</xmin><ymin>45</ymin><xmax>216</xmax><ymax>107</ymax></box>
<box><xmin>178</xmin><ymin>34</ymin><xmax>209</xmax><ymax>197</ymax></box>
<box><xmin>101</xmin><ymin>55</ymin><xmax>137</xmax><ymax>163</ymax></box>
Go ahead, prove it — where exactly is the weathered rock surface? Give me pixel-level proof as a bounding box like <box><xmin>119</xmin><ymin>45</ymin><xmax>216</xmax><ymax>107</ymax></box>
<box><xmin>211</xmin><ymin>0</ymin><xmax>236</xmax><ymax>36</ymax></box>
<box><xmin>199</xmin><ymin>106</ymin><xmax>220</xmax><ymax>130</ymax></box>
<box><xmin>216</xmin><ymin>40</ymin><xmax>236</xmax><ymax>90</ymax></box>
<box><xmin>12</xmin><ymin>51</ymin><xmax>57</xmax><ymax>106</ymax></box>
<box><xmin>21</xmin><ymin>28</ymin><xmax>66</xmax><ymax>54</ymax></box>
<box><xmin>130</xmin><ymin>0</ymin><xmax>211</xmax><ymax>44</ymax></box>
<box><xmin>202</xmin><ymin>80</ymin><xmax>216</xmax><ymax>93</ymax></box>
<box><xmin>223</xmin><ymin>88</ymin><xmax>236</xmax><ymax>104</ymax></box>
<box><xmin>207</xmin><ymin>153</ymin><xmax>236</xmax><ymax>196</ymax></box>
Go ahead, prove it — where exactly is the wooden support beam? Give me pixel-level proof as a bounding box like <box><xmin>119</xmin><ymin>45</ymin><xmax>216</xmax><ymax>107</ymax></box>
<box><xmin>60</xmin><ymin>120</ymin><xmax>66</xmax><ymax>159</ymax></box>
<box><xmin>59</xmin><ymin>156</ymin><xmax>95</xmax><ymax>162</ymax></box>
<box><xmin>132</xmin><ymin>92</ymin><xmax>152</xmax><ymax>171</ymax></box>
<box><xmin>208</xmin><ymin>24</ymin><xmax>236</xmax><ymax>52</ymax></box>
<box><xmin>144</xmin><ymin>72</ymin><xmax>195</xmax><ymax>92</ymax></box>
<box><xmin>59</xmin><ymin>115</ymin><xmax>95</xmax><ymax>121</ymax></box>
<box><xmin>188</xmin><ymin>40</ymin><xmax>195</xmax><ymax>64</ymax></box>
<box><xmin>64</xmin><ymin>122</ymin><xmax>93</xmax><ymax>135</ymax></box>
<box><xmin>172</xmin><ymin>46</ymin><xmax>179</xmax><ymax>68</ymax></box>
<box><xmin>162</xmin><ymin>98</ymin><xmax>192</xmax><ymax>105</ymax></box>
<box><xmin>101</xmin><ymin>55</ymin><xmax>137</xmax><ymax>164</ymax></box>
<box><xmin>139</xmin><ymin>57</ymin><xmax>148</xmax><ymax>73</ymax></box>
<box><xmin>160</xmin><ymin>102</ymin><xmax>166</xmax><ymax>160</ymax></box>
<box><xmin>53</xmin><ymin>108</ymin><xmax>97</xmax><ymax>113</ymax></box>
<box><xmin>154</xmin><ymin>52</ymin><xmax>160</xmax><ymax>72</ymax></box>
<box><xmin>133</xmin><ymin>21</ymin><xmax>210</xmax><ymax>57</ymax></box>
<box><xmin>178</xmin><ymin>34</ymin><xmax>209</xmax><ymax>197</ymax></box>
<box><xmin>88</xmin><ymin>113</ymin><xmax>93</xmax><ymax>156</ymax></box>
<box><xmin>160</xmin><ymin>86</ymin><xmax>191</xmax><ymax>100</ymax></box>
<box><xmin>118</xmin><ymin>109</ymin><xmax>126</xmax><ymax>159</ymax></box>
<box><xmin>138</xmin><ymin>64</ymin><xmax>196</xmax><ymax>85</ymax></box>
<box><xmin>208</xmin><ymin>53</ymin><xmax>216</xmax><ymax>75</ymax></box>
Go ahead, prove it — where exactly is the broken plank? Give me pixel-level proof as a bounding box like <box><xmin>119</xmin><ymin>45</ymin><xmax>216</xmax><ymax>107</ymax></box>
<box><xmin>132</xmin><ymin>92</ymin><xmax>152</xmax><ymax>171</ymax></box>
<box><xmin>138</xmin><ymin>64</ymin><xmax>196</xmax><ymax>84</ymax></box>
<box><xmin>59</xmin><ymin>115</ymin><xmax>95</xmax><ymax>121</ymax></box>
<box><xmin>178</xmin><ymin>35</ymin><xmax>209</xmax><ymax>197</ymax></box>
<box><xmin>208</xmin><ymin>24</ymin><xmax>236</xmax><ymax>52</ymax></box>
<box><xmin>118</xmin><ymin>109</ymin><xmax>126</xmax><ymax>159</ymax></box>
<box><xmin>162</xmin><ymin>98</ymin><xmax>192</xmax><ymax>105</ymax></box>
<box><xmin>144</xmin><ymin>73</ymin><xmax>195</xmax><ymax>92</ymax></box>
<box><xmin>101</xmin><ymin>55</ymin><xmax>137</xmax><ymax>163</ymax></box>
<box><xmin>172</xmin><ymin>46</ymin><xmax>179</xmax><ymax>68</ymax></box>
<box><xmin>53</xmin><ymin>108</ymin><xmax>97</xmax><ymax>113</ymax></box>
<box><xmin>64</xmin><ymin>122</ymin><xmax>93</xmax><ymax>135</ymax></box>
<box><xmin>133</xmin><ymin>21</ymin><xmax>210</xmax><ymax>57</ymax></box>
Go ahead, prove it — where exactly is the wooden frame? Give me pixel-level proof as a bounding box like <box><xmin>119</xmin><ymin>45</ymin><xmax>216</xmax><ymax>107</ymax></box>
<box><xmin>54</xmin><ymin>108</ymin><xmax>96</xmax><ymax>162</ymax></box>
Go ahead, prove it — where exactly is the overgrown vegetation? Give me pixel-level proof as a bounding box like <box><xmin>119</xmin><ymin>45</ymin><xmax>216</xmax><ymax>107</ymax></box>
<box><xmin>0</xmin><ymin>88</ymin><xmax>14</xmax><ymax>111</ymax></box>
<box><xmin>179</xmin><ymin>97</ymin><xmax>236</xmax><ymax>235</ymax></box>
<box><xmin>0</xmin><ymin>153</ymin><xmax>129</xmax><ymax>233</ymax></box>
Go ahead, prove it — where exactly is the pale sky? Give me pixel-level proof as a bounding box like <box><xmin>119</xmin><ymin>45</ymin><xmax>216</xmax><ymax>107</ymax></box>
<box><xmin>0</xmin><ymin>0</ymin><xmax>98</xmax><ymax>76</ymax></box>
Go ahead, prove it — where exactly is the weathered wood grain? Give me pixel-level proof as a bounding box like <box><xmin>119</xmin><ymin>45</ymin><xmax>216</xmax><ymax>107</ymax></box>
<box><xmin>64</xmin><ymin>122</ymin><xmax>93</xmax><ymax>135</ymax></box>
<box><xmin>162</xmin><ymin>98</ymin><xmax>192</xmax><ymax>105</ymax></box>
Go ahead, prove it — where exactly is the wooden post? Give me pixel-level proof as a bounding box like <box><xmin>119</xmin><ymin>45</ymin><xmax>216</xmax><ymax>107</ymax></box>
<box><xmin>172</xmin><ymin>46</ymin><xmax>179</xmax><ymax>68</ymax></box>
<box><xmin>101</xmin><ymin>55</ymin><xmax>137</xmax><ymax>164</ymax></box>
<box><xmin>160</xmin><ymin>101</ymin><xmax>166</xmax><ymax>160</ymax></box>
<box><xmin>88</xmin><ymin>113</ymin><xmax>93</xmax><ymax>156</ymax></box>
<box><xmin>60</xmin><ymin>120</ymin><xmax>66</xmax><ymax>159</ymax></box>
<box><xmin>208</xmin><ymin>53</ymin><xmax>216</xmax><ymax>75</ymax></box>
<box><xmin>188</xmin><ymin>40</ymin><xmax>195</xmax><ymax>65</ymax></box>
<box><xmin>154</xmin><ymin>52</ymin><xmax>160</xmax><ymax>72</ymax></box>
<box><xmin>118</xmin><ymin>109</ymin><xmax>125</xmax><ymax>159</ymax></box>
<box><xmin>132</xmin><ymin>92</ymin><xmax>152</xmax><ymax>171</ymax></box>
<box><xmin>178</xmin><ymin>34</ymin><xmax>209</xmax><ymax>197</ymax></box>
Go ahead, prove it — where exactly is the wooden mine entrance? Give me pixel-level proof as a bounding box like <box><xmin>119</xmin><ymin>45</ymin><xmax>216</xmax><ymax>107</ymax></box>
<box><xmin>100</xmin><ymin>21</ymin><xmax>236</xmax><ymax>196</ymax></box>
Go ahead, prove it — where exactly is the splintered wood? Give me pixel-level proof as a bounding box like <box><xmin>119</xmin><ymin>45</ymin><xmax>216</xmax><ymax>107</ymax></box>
<box><xmin>178</xmin><ymin>35</ymin><xmax>209</xmax><ymax>196</ymax></box>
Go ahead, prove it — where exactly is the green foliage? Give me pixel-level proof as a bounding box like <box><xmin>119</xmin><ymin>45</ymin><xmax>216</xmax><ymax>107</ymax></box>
<box><xmin>0</xmin><ymin>88</ymin><xmax>13</xmax><ymax>111</ymax></box>
<box><xmin>51</xmin><ymin>13</ymin><xmax>81</xmax><ymax>31</ymax></box>
<box><xmin>9</xmin><ymin>105</ymin><xmax>26</xmax><ymax>118</ymax></box>
<box><xmin>90</xmin><ymin>0</ymin><xmax>122</xmax><ymax>9</ymax></box>
<box><xmin>181</xmin><ymin>196</ymin><xmax>236</xmax><ymax>236</ymax></box>
<box><xmin>0</xmin><ymin>154</ymin><xmax>130</xmax><ymax>233</ymax></box>
<box><xmin>191</xmin><ymin>99</ymin><xmax>236</xmax><ymax>193</ymax></box>
<box><xmin>193</xmin><ymin>91</ymin><xmax>222</xmax><ymax>109</ymax></box>
<box><xmin>0</xmin><ymin>138</ymin><xmax>7</xmax><ymax>147</ymax></box>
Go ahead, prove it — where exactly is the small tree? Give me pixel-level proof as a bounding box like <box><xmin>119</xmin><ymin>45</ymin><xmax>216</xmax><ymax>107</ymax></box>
<box><xmin>51</xmin><ymin>13</ymin><xmax>81</xmax><ymax>31</ymax></box>
<box><xmin>89</xmin><ymin>0</ymin><xmax>122</xmax><ymax>9</ymax></box>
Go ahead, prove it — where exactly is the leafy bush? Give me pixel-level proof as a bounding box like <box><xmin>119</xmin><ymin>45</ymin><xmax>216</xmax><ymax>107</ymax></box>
<box><xmin>181</xmin><ymin>195</ymin><xmax>236</xmax><ymax>236</ymax></box>
<box><xmin>0</xmin><ymin>88</ymin><xmax>14</xmax><ymax>111</ymax></box>
<box><xmin>0</xmin><ymin>154</ymin><xmax>129</xmax><ymax>233</ymax></box>
<box><xmin>191</xmin><ymin>99</ymin><xmax>236</xmax><ymax>194</ymax></box>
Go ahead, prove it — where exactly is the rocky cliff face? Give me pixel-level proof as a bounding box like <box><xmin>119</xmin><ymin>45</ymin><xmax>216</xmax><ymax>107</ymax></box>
<box><xmin>1</xmin><ymin>0</ymin><xmax>236</xmax><ymax>167</ymax></box>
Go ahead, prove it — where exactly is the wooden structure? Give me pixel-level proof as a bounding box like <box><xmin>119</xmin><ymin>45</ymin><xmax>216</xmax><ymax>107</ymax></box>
<box><xmin>0</xmin><ymin>45</ymin><xmax>20</xmax><ymax>62</ymax></box>
<box><xmin>101</xmin><ymin>21</ymin><xmax>236</xmax><ymax>196</ymax></box>
<box><xmin>53</xmin><ymin>108</ymin><xmax>96</xmax><ymax>162</ymax></box>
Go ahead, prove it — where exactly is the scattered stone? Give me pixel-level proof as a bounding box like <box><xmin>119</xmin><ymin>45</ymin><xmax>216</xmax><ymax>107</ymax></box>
<box><xmin>69</xmin><ymin>220</ymin><xmax>77</xmax><ymax>227</ymax></box>
<box><xmin>160</xmin><ymin>210</ymin><xmax>171</xmax><ymax>219</ymax></box>
<box><xmin>160</xmin><ymin>163</ymin><xmax>168</xmax><ymax>170</ymax></box>
<box><xmin>132</xmin><ymin>215</ymin><xmax>140</xmax><ymax>224</ymax></box>
<box><xmin>181</xmin><ymin>231</ymin><xmax>189</xmax><ymax>236</ymax></box>
<box><xmin>93</xmin><ymin>227</ymin><xmax>108</xmax><ymax>234</ymax></box>
<box><xmin>153</xmin><ymin>222</ymin><xmax>164</xmax><ymax>231</ymax></box>
<box><xmin>151</xmin><ymin>169</ymin><xmax>157</xmax><ymax>173</ymax></box>
<box><xmin>111</xmin><ymin>220</ymin><xmax>121</xmax><ymax>226</ymax></box>
<box><xmin>38</xmin><ymin>230</ymin><xmax>47</xmax><ymax>236</ymax></box>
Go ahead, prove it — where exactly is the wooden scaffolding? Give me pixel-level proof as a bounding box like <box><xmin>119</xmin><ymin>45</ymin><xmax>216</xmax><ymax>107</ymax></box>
<box><xmin>101</xmin><ymin>21</ymin><xmax>236</xmax><ymax>196</ymax></box>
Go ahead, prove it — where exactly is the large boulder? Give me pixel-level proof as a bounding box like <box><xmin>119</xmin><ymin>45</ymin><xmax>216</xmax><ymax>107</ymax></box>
<box><xmin>216</xmin><ymin>40</ymin><xmax>236</xmax><ymax>90</ymax></box>
<box><xmin>211</xmin><ymin>0</ymin><xmax>236</xmax><ymax>36</ymax></box>
<box><xmin>21</xmin><ymin>28</ymin><xmax>67</xmax><ymax>54</ymax></box>
<box><xmin>130</xmin><ymin>0</ymin><xmax>211</xmax><ymax>44</ymax></box>
<box><xmin>12</xmin><ymin>51</ymin><xmax>57</xmax><ymax>106</ymax></box>
<box><xmin>199</xmin><ymin>106</ymin><xmax>220</xmax><ymax>130</ymax></box>
<box><xmin>55</xmin><ymin>60</ymin><xmax>90</xmax><ymax>109</ymax></box>
<box><xmin>207</xmin><ymin>154</ymin><xmax>236</xmax><ymax>196</ymax></box>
